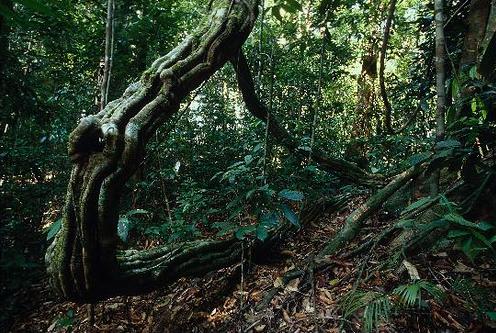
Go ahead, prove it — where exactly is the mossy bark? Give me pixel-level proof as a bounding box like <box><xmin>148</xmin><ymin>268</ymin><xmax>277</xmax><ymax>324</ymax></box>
<box><xmin>46</xmin><ymin>0</ymin><xmax>259</xmax><ymax>302</ymax></box>
<box><xmin>317</xmin><ymin>165</ymin><xmax>423</xmax><ymax>258</ymax></box>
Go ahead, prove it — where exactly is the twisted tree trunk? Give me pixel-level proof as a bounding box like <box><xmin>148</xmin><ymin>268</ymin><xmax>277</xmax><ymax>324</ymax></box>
<box><xmin>46</xmin><ymin>0</ymin><xmax>259</xmax><ymax>302</ymax></box>
<box><xmin>46</xmin><ymin>0</ymin><xmax>388</xmax><ymax>304</ymax></box>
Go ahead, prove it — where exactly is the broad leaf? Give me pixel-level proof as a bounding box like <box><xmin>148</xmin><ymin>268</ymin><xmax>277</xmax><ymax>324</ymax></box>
<box><xmin>401</xmin><ymin>197</ymin><xmax>432</xmax><ymax>215</ymax></box>
<box><xmin>126</xmin><ymin>209</ymin><xmax>150</xmax><ymax>218</ymax></box>
<box><xmin>278</xmin><ymin>189</ymin><xmax>304</xmax><ymax>201</ymax></box>
<box><xmin>235</xmin><ymin>225</ymin><xmax>256</xmax><ymax>240</ymax></box>
<box><xmin>46</xmin><ymin>218</ymin><xmax>62</xmax><ymax>241</ymax></box>
<box><xmin>435</xmin><ymin>139</ymin><xmax>461</xmax><ymax>150</ymax></box>
<box><xmin>256</xmin><ymin>225</ymin><xmax>269</xmax><ymax>241</ymax></box>
<box><xmin>117</xmin><ymin>216</ymin><xmax>131</xmax><ymax>242</ymax></box>
<box><xmin>281</xmin><ymin>204</ymin><xmax>299</xmax><ymax>227</ymax></box>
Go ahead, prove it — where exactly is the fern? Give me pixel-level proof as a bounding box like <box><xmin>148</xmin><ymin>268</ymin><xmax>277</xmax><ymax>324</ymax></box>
<box><xmin>451</xmin><ymin>278</ymin><xmax>493</xmax><ymax>317</ymax></box>
<box><xmin>340</xmin><ymin>281</ymin><xmax>445</xmax><ymax>332</ymax></box>
<box><xmin>393</xmin><ymin>280</ymin><xmax>445</xmax><ymax>307</ymax></box>
<box><xmin>341</xmin><ymin>290</ymin><xmax>392</xmax><ymax>332</ymax></box>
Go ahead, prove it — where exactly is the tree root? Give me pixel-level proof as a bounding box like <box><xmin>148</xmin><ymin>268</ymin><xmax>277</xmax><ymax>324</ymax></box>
<box><xmin>317</xmin><ymin>165</ymin><xmax>423</xmax><ymax>258</ymax></box>
<box><xmin>254</xmin><ymin>165</ymin><xmax>424</xmax><ymax>309</ymax></box>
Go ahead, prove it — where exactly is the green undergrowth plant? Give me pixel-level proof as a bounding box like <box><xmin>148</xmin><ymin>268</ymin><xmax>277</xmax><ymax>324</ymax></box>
<box><xmin>395</xmin><ymin>195</ymin><xmax>496</xmax><ymax>262</ymax></box>
<box><xmin>211</xmin><ymin>143</ymin><xmax>305</xmax><ymax>241</ymax></box>
<box><xmin>451</xmin><ymin>278</ymin><xmax>496</xmax><ymax>321</ymax></box>
<box><xmin>340</xmin><ymin>280</ymin><xmax>445</xmax><ymax>332</ymax></box>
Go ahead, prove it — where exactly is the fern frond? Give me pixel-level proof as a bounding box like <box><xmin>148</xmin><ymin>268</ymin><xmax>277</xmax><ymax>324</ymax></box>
<box><xmin>340</xmin><ymin>290</ymin><xmax>392</xmax><ymax>332</ymax></box>
<box><xmin>393</xmin><ymin>280</ymin><xmax>445</xmax><ymax>307</ymax></box>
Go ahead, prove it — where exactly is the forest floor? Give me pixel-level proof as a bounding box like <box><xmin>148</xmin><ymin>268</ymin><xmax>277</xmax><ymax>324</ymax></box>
<box><xmin>8</xmin><ymin>199</ymin><xmax>496</xmax><ymax>333</ymax></box>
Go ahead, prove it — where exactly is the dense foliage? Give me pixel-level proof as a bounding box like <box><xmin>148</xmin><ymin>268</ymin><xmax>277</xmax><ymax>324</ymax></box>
<box><xmin>1</xmin><ymin>0</ymin><xmax>495</xmax><ymax>331</ymax></box>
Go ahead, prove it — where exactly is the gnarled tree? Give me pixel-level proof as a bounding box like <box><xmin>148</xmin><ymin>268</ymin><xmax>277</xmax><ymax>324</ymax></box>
<box><xmin>46</xmin><ymin>0</ymin><xmax>260</xmax><ymax>302</ymax></box>
<box><xmin>46</xmin><ymin>0</ymin><xmax>389</xmax><ymax>304</ymax></box>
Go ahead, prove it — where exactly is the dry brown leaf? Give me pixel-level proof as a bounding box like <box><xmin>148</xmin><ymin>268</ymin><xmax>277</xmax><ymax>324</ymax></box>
<box><xmin>282</xmin><ymin>309</ymin><xmax>292</xmax><ymax>323</ymax></box>
<box><xmin>285</xmin><ymin>278</ymin><xmax>300</xmax><ymax>292</ymax></box>
<box><xmin>254</xmin><ymin>324</ymin><xmax>266</xmax><ymax>332</ymax></box>
<box><xmin>402</xmin><ymin>260</ymin><xmax>420</xmax><ymax>280</ymax></box>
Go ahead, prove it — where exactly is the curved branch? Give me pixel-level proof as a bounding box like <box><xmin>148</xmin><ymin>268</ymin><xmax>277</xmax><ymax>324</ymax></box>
<box><xmin>231</xmin><ymin>51</ymin><xmax>386</xmax><ymax>187</ymax></box>
<box><xmin>317</xmin><ymin>164</ymin><xmax>424</xmax><ymax>258</ymax></box>
<box><xmin>46</xmin><ymin>0</ymin><xmax>260</xmax><ymax>302</ymax></box>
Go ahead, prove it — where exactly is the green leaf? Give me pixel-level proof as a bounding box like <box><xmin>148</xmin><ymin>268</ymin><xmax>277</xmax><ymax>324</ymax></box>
<box><xmin>486</xmin><ymin>311</ymin><xmax>496</xmax><ymax>321</ymax></box>
<box><xmin>451</xmin><ymin>77</ymin><xmax>460</xmax><ymax>97</ymax></box>
<box><xmin>408</xmin><ymin>152</ymin><xmax>430</xmax><ymax>166</ymax></box>
<box><xmin>235</xmin><ymin>225</ymin><xmax>256</xmax><ymax>240</ymax></box>
<box><xmin>420</xmin><ymin>99</ymin><xmax>429</xmax><ymax>112</ymax></box>
<box><xmin>435</xmin><ymin>139</ymin><xmax>461</xmax><ymax>150</ymax></box>
<box><xmin>261</xmin><ymin>212</ymin><xmax>279</xmax><ymax>228</ymax></box>
<box><xmin>396</xmin><ymin>219</ymin><xmax>417</xmax><ymax>230</ymax></box>
<box><xmin>126</xmin><ymin>209</ymin><xmax>150</xmax><ymax>218</ymax></box>
<box><xmin>478</xmin><ymin>221</ymin><xmax>495</xmax><ymax>231</ymax></box>
<box><xmin>469</xmin><ymin>65</ymin><xmax>478</xmax><ymax>79</ymax></box>
<box><xmin>256</xmin><ymin>225</ymin><xmax>269</xmax><ymax>241</ymax></box>
<box><xmin>285</xmin><ymin>0</ymin><xmax>302</xmax><ymax>11</ymax></box>
<box><xmin>117</xmin><ymin>216</ymin><xmax>131</xmax><ymax>242</ymax></box>
<box><xmin>447</xmin><ymin>229</ymin><xmax>471</xmax><ymax>238</ymax></box>
<box><xmin>47</xmin><ymin>218</ymin><xmax>62</xmax><ymax>241</ymax></box>
<box><xmin>471</xmin><ymin>230</ymin><xmax>494</xmax><ymax>250</ymax></box>
<box><xmin>0</xmin><ymin>3</ymin><xmax>28</xmax><ymax>26</ymax></box>
<box><xmin>443</xmin><ymin>213</ymin><xmax>480</xmax><ymax>229</ymax></box>
<box><xmin>471</xmin><ymin>98</ymin><xmax>478</xmax><ymax>113</ymax></box>
<box><xmin>490</xmin><ymin>235</ymin><xmax>496</xmax><ymax>244</ymax></box>
<box><xmin>17</xmin><ymin>0</ymin><xmax>55</xmax><ymax>17</ymax></box>
<box><xmin>281</xmin><ymin>204</ymin><xmax>300</xmax><ymax>227</ymax></box>
<box><xmin>271</xmin><ymin>5</ymin><xmax>283</xmax><ymax>22</ymax></box>
<box><xmin>245</xmin><ymin>188</ymin><xmax>257</xmax><ymax>200</ymax></box>
<box><xmin>278</xmin><ymin>189</ymin><xmax>304</xmax><ymax>201</ymax></box>
<box><xmin>401</xmin><ymin>197</ymin><xmax>432</xmax><ymax>215</ymax></box>
<box><xmin>244</xmin><ymin>154</ymin><xmax>253</xmax><ymax>165</ymax></box>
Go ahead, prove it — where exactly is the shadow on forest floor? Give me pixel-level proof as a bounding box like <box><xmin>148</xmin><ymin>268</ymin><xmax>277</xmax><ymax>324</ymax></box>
<box><xmin>7</xmin><ymin>199</ymin><xmax>496</xmax><ymax>332</ymax></box>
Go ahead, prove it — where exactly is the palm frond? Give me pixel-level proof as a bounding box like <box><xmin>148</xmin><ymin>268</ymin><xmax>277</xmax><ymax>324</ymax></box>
<box><xmin>340</xmin><ymin>290</ymin><xmax>392</xmax><ymax>332</ymax></box>
<box><xmin>393</xmin><ymin>280</ymin><xmax>445</xmax><ymax>307</ymax></box>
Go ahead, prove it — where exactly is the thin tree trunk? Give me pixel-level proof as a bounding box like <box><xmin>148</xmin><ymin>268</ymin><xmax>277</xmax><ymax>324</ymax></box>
<box><xmin>309</xmin><ymin>28</ymin><xmax>326</xmax><ymax>163</ymax></box>
<box><xmin>431</xmin><ymin>0</ymin><xmax>447</xmax><ymax>196</ymax></box>
<box><xmin>0</xmin><ymin>0</ymin><xmax>12</xmax><ymax>88</ymax></box>
<box><xmin>0</xmin><ymin>0</ymin><xmax>12</xmax><ymax>138</ymax></box>
<box><xmin>100</xmin><ymin>0</ymin><xmax>115</xmax><ymax>110</ymax></box>
<box><xmin>379</xmin><ymin>0</ymin><xmax>397</xmax><ymax>133</ymax></box>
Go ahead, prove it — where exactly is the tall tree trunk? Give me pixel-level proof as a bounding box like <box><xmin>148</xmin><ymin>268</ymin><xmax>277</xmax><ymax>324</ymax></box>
<box><xmin>309</xmin><ymin>28</ymin><xmax>327</xmax><ymax>163</ymax></box>
<box><xmin>379</xmin><ymin>0</ymin><xmax>397</xmax><ymax>134</ymax></box>
<box><xmin>46</xmin><ymin>0</ymin><xmax>259</xmax><ymax>302</ymax></box>
<box><xmin>100</xmin><ymin>0</ymin><xmax>115</xmax><ymax>110</ymax></box>
<box><xmin>0</xmin><ymin>0</ymin><xmax>12</xmax><ymax>91</ymax></box>
<box><xmin>431</xmin><ymin>0</ymin><xmax>447</xmax><ymax>196</ymax></box>
<box><xmin>0</xmin><ymin>0</ymin><xmax>12</xmax><ymax>137</ymax></box>
<box><xmin>459</xmin><ymin>0</ymin><xmax>491</xmax><ymax>69</ymax></box>
<box><xmin>479</xmin><ymin>1</ymin><xmax>496</xmax><ymax>80</ymax></box>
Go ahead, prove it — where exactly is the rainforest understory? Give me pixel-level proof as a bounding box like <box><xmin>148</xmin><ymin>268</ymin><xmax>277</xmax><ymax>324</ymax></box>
<box><xmin>1</xmin><ymin>0</ymin><xmax>496</xmax><ymax>332</ymax></box>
